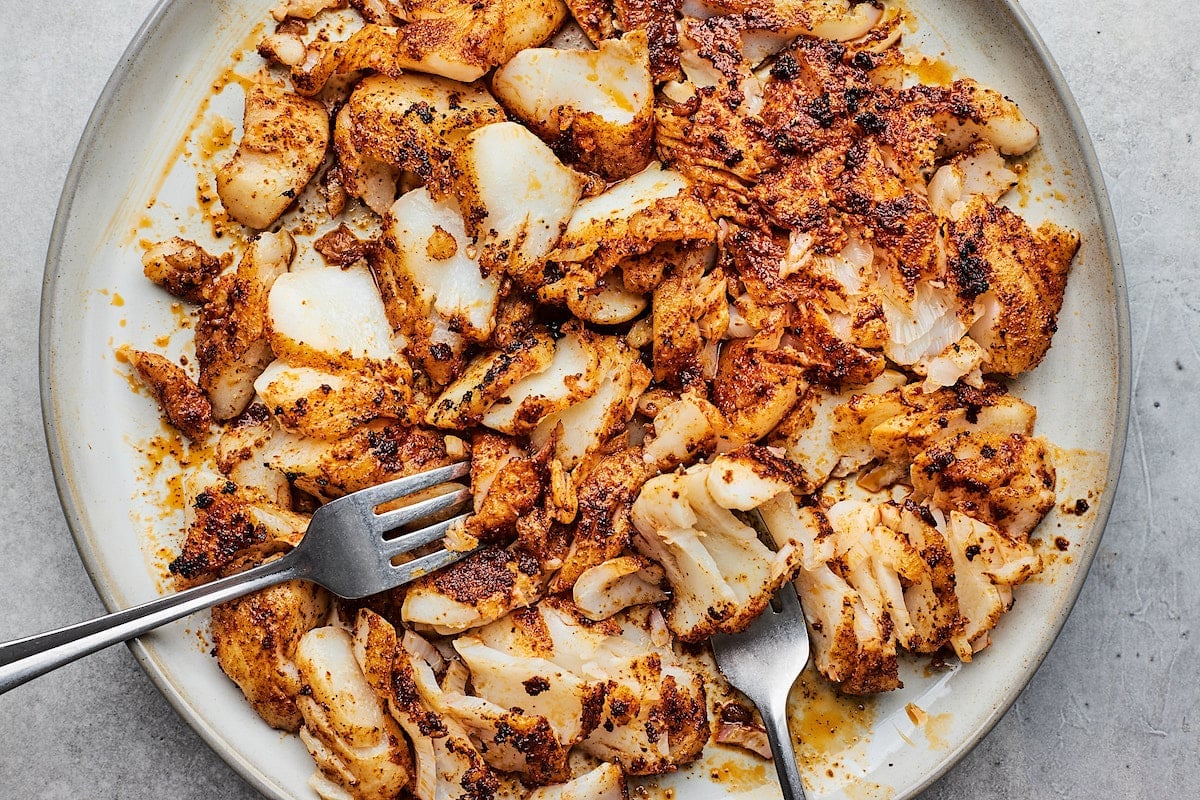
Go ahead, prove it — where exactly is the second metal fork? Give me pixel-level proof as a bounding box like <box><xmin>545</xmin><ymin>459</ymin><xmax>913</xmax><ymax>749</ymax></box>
<box><xmin>0</xmin><ymin>461</ymin><xmax>474</xmax><ymax>694</ymax></box>
<box><xmin>711</xmin><ymin>579</ymin><xmax>812</xmax><ymax>800</ymax></box>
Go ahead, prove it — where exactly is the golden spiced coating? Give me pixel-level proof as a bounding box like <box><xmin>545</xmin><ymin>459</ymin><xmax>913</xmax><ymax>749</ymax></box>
<box><xmin>211</xmin><ymin>579</ymin><xmax>331</xmax><ymax>731</ymax></box>
<box><xmin>120</xmin><ymin>347</ymin><xmax>212</xmax><ymax>442</ymax></box>
<box><xmin>129</xmin><ymin>0</ymin><xmax>1086</xmax><ymax>791</ymax></box>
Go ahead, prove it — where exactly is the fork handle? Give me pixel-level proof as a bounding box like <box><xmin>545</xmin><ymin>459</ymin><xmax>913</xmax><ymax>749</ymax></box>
<box><xmin>0</xmin><ymin>552</ymin><xmax>305</xmax><ymax>695</ymax></box>
<box><xmin>763</xmin><ymin>699</ymin><xmax>807</xmax><ymax>800</ymax></box>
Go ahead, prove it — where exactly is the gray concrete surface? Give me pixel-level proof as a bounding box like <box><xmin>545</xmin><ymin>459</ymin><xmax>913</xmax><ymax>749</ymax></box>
<box><xmin>0</xmin><ymin>0</ymin><xmax>1192</xmax><ymax>797</ymax></box>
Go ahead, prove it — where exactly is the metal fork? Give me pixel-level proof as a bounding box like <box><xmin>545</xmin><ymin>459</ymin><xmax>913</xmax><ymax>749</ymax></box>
<box><xmin>0</xmin><ymin>461</ymin><xmax>473</xmax><ymax>694</ymax></box>
<box><xmin>711</xmin><ymin>580</ymin><xmax>811</xmax><ymax>800</ymax></box>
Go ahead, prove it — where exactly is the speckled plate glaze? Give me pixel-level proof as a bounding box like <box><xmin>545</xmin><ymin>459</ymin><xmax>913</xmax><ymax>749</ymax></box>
<box><xmin>40</xmin><ymin>1</ymin><xmax>1128</xmax><ymax>798</ymax></box>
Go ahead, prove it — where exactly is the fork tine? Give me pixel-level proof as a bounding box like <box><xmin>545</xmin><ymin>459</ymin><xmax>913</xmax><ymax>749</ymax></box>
<box><xmin>381</xmin><ymin>513</ymin><xmax>471</xmax><ymax>558</ymax></box>
<box><xmin>391</xmin><ymin>546</ymin><xmax>476</xmax><ymax>584</ymax></box>
<box><xmin>775</xmin><ymin>579</ymin><xmax>803</xmax><ymax>615</ymax></box>
<box><xmin>373</xmin><ymin>487</ymin><xmax>472</xmax><ymax>534</ymax></box>
<box><xmin>340</xmin><ymin>462</ymin><xmax>471</xmax><ymax>511</ymax></box>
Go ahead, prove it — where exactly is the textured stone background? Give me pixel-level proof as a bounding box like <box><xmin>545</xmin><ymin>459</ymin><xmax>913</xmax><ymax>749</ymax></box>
<box><xmin>0</xmin><ymin>0</ymin><xmax>1193</xmax><ymax>797</ymax></box>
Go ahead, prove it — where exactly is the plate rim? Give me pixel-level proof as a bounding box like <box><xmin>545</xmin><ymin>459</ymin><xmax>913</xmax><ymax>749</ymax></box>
<box><xmin>37</xmin><ymin>1</ymin><xmax>1131</xmax><ymax>798</ymax></box>
<box><xmin>38</xmin><ymin>0</ymin><xmax>296</xmax><ymax>795</ymax></box>
<box><xmin>895</xmin><ymin>0</ymin><xmax>1131</xmax><ymax>794</ymax></box>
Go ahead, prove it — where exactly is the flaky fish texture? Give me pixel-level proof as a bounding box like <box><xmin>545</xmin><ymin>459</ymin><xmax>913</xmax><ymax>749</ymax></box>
<box><xmin>216</xmin><ymin>84</ymin><xmax>329</xmax><ymax>230</ymax></box>
<box><xmin>135</xmin><ymin>0</ymin><xmax>1087</xmax><ymax>793</ymax></box>
<box><xmin>493</xmin><ymin>32</ymin><xmax>655</xmax><ymax>180</ymax></box>
<box><xmin>295</xmin><ymin>625</ymin><xmax>417</xmax><ymax>800</ymax></box>
<box><xmin>458</xmin><ymin>600</ymin><xmax>709</xmax><ymax>775</ymax></box>
<box><xmin>195</xmin><ymin>230</ymin><xmax>295</xmax><ymax>421</ymax></box>
<box><xmin>212</xmin><ymin>580</ymin><xmax>331</xmax><ymax>731</ymax></box>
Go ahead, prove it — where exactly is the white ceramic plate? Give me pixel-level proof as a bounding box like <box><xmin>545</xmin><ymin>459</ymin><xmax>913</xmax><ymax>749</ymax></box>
<box><xmin>41</xmin><ymin>1</ymin><xmax>1128</xmax><ymax>798</ymax></box>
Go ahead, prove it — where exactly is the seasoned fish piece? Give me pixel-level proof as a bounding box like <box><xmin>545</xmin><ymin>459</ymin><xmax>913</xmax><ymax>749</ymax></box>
<box><xmin>426</xmin><ymin>332</ymin><xmax>556</xmax><ymax>430</ymax></box>
<box><xmin>451</xmin><ymin>121</ymin><xmax>584</xmax><ymax>282</ymax></box>
<box><xmin>254</xmin><ymin>359</ymin><xmax>415</xmax><ymax>439</ymax></box>
<box><xmin>374</xmin><ymin>187</ymin><xmax>503</xmax><ymax>386</ymax></box>
<box><xmin>631</xmin><ymin>449</ymin><xmax>804</xmax><ymax>641</ymax></box>
<box><xmin>271</xmin><ymin>0</ymin><xmax>345</xmax><ymax>21</ymax></box>
<box><xmin>465</xmin><ymin>601</ymin><xmax>708</xmax><ymax>775</ymax></box>
<box><xmin>167</xmin><ymin>468</ymin><xmax>308</xmax><ymax>586</ymax></box>
<box><xmin>553</xmin><ymin>448</ymin><xmax>653</xmax><ymax>590</ymax></box>
<box><xmin>530</xmin><ymin>334</ymin><xmax>651</xmax><ymax>470</ymax></box>
<box><xmin>711</xmin><ymin>337</ymin><xmax>806</xmax><ymax>447</ymax></box>
<box><xmin>294</xmin><ymin>626</ymin><xmax>416</xmax><ymax>800</ymax></box>
<box><xmin>402</xmin><ymin>545</ymin><xmax>547</xmax><ymax>635</ymax></box>
<box><xmin>330</xmin><ymin>104</ymin><xmax>399</xmax><ymax>217</ymax></box>
<box><xmin>196</xmin><ymin>230</ymin><xmax>295</xmax><ymax>420</ymax></box>
<box><xmin>299</xmin><ymin>0</ymin><xmax>567</xmax><ymax>87</ymax></box>
<box><xmin>946</xmin><ymin>195</ymin><xmax>1079</xmax><ymax>376</ymax></box>
<box><xmin>215</xmin><ymin>84</ymin><xmax>329</xmax><ymax>230</ymax></box>
<box><xmin>266</xmin><ymin>421</ymin><xmax>453</xmax><ymax>500</ymax></box>
<box><xmin>549</xmin><ymin>162</ymin><xmax>716</xmax><ymax>277</ymax></box>
<box><xmin>492</xmin><ymin>32</ymin><xmax>654</xmax><ymax>180</ymax></box>
<box><xmin>911</xmin><ymin>430</ymin><xmax>1056</xmax><ymax>542</ymax></box>
<box><xmin>216</xmin><ymin>403</ymin><xmax>291</xmax><ymax>506</ymax></box>
<box><xmin>942</xmin><ymin>510</ymin><xmax>1039</xmax><ymax>659</ymax></box>
<box><xmin>119</xmin><ymin>347</ymin><xmax>212</xmax><ymax>442</ymax></box>
<box><xmin>479</xmin><ymin>327</ymin><xmax>600</xmax><ymax>436</ymax></box>
<box><xmin>650</xmin><ymin>247</ymin><xmax>727</xmax><ymax>388</ymax></box>
<box><xmin>526</xmin><ymin>762</ymin><xmax>627</xmax><ymax>800</ymax></box>
<box><xmin>212</xmin><ymin>580</ymin><xmax>331</xmax><ymax>731</ymax></box>
<box><xmin>927</xmin><ymin>145</ymin><xmax>1019</xmax><ymax>220</ymax></box>
<box><xmin>141</xmin><ymin>237</ymin><xmax>227</xmax><ymax>303</ymax></box>
<box><xmin>342</xmin><ymin>73</ymin><xmax>505</xmax><ymax>195</ymax></box>
<box><xmin>267</xmin><ymin>261</ymin><xmax>404</xmax><ymax>367</ymax></box>
<box><xmin>352</xmin><ymin>612</ymin><xmax>500</xmax><ymax>800</ymax></box>
<box><xmin>572</xmin><ymin>556</ymin><xmax>667</xmax><ymax>621</ymax></box>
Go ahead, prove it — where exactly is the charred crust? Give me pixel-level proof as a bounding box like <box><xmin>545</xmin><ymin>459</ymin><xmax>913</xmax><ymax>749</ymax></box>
<box><xmin>430</xmin><ymin>546</ymin><xmax>519</xmax><ymax>605</ymax></box>
<box><xmin>170</xmin><ymin>492</ymin><xmax>267</xmax><ymax>580</ymax></box>
<box><xmin>522</xmin><ymin>676</ymin><xmax>550</xmax><ymax>696</ymax></box>
<box><xmin>949</xmin><ymin>232</ymin><xmax>991</xmax><ymax>300</ymax></box>
<box><xmin>921</xmin><ymin>449</ymin><xmax>956</xmax><ymax>476</ymax></box>
<box><xmin>770</xmin><ymin>52</ymin><xmax>801</xmax><ymax>81</ymax></box>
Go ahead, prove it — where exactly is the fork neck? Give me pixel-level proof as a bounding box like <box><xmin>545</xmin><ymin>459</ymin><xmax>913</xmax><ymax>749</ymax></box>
<box><xmin>0</xmin><ymin>549</ymin><xmax>309</xmax><ymax>694</ymax></box>
<box><xmin>762</xmin><ymin>702</ymin><xmax>807</xmax><ymax>800</ymax></box>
